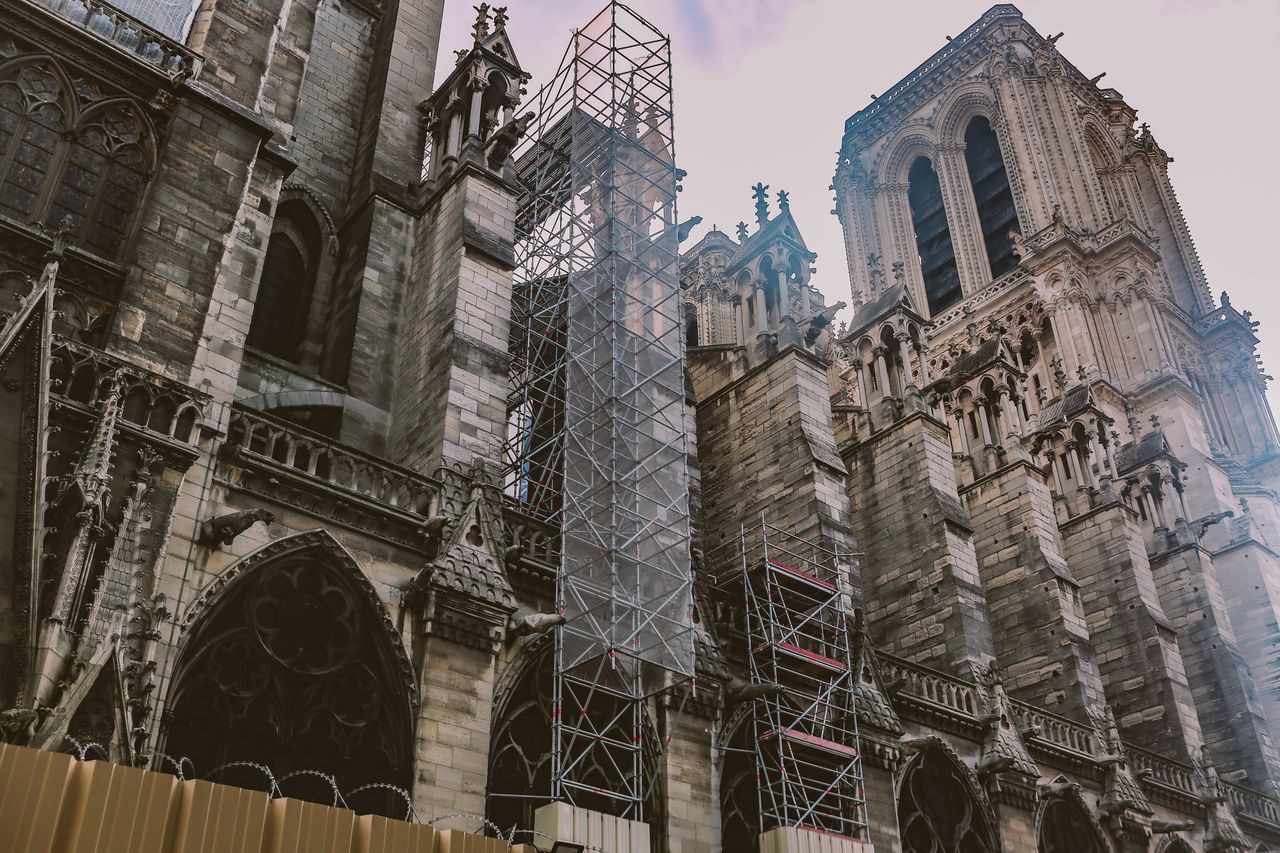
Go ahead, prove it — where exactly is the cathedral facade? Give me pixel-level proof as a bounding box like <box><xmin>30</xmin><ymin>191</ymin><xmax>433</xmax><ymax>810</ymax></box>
<box><xmin>1</xmin><ymin>0</ymin><xmax>1279</xmax><ymax>850</ymax></box>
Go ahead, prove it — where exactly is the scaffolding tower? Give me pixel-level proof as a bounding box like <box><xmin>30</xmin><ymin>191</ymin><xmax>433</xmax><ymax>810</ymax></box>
<box><xmin>503</xmin><ymin>2</ymin><xmax>694</xmax><ymax>820</ymax></box>
<box><xmin>726</xmin><ymin>517</ymin><xmax>869</xmax><ymax>841</ymax></box>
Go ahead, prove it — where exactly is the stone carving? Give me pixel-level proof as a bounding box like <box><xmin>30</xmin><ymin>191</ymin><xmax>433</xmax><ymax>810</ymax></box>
<box><xmin>196</xmin><ymin>507</ymin><xmax>275</xmax><ymax>549</ymax></box>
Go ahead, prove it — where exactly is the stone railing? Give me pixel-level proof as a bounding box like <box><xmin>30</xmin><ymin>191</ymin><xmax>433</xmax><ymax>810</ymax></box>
<box><xmin>501</xmin><ymin>501</ymin><xmax>560</xmax><ymax>571</ymax></box>
<box><xmin>1008</xmin><ymin>701</ymin><xmax>1097</xmax><ymax>759</ymax></box>
<box><xmin>51</xmin><ymin>336</ymin><xmax>209</xmax><ymax>452</ymax></box>
<box><xmin>878</xmin><ymin>653</ymin><xmax>979</xmax><ymax>718</ymax></box>
<box><xmin>1226</xmin><ymin>780</ymin><xmax>1280</xmax><ymax>827</ymax></box>
<box><xmin>225</xmin><ymin>407</ymin><xmax>438</xmax><ymax>519</ymax></box>
<box><xmin>25</xmin><ymin>0</ymin><xmax>200</xmax><ymax>78</ymax></box>
<box><xmin>1126</xmin><ymin>744</ymin><xmax>1197</xmax><ymax>793</ymax></box>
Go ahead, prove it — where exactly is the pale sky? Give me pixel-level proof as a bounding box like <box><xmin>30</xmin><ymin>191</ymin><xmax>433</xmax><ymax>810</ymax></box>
<box><xmin>437</xmin><ymin>0</ymin><xmax>1280</xmax><ymax>406</ymax></box>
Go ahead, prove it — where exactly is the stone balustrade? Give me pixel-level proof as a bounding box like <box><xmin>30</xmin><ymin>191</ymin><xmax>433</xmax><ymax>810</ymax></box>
<box><xmin>1007</xmin><ymin>702</ymin><xmax>1097</xmax><ymax>758</ymax></box>
<box><xmin>878</xmin><ymin>653</ymin><xmax>979</xmax><ymax>718</ymax></box>
<box><xmin>51</xmin><ymin>336</ymin><xmax>209</xmax><ymax>451</ymax></box>
<box><xmin>26</xmin><ymin>0</ymin><xmax>200</xmax><ymax>78</ymax></box>
<box><xmin>225</xmin><ymin>407</ymin><xmax>439</xmax><ymax>519</ymax></box>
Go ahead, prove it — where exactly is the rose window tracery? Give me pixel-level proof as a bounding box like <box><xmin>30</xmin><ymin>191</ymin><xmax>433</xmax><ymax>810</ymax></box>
<box><xmin>165</xmin><ymin>552</ymin><xmax>411</xmax><ymax>817</ymax></box>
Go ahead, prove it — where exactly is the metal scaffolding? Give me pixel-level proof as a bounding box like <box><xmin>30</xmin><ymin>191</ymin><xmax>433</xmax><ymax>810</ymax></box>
<box><xmin>503</xmin><ymin>2</ymin><xmax>693</xmax><ymax>819</ymax></box>
<box><xmin>724</xmin><ymin>517</ymin><xmax>869</xmax><ymax>841</ymax></box>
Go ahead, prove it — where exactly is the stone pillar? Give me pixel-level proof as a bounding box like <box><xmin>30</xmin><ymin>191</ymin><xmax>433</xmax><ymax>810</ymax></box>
<box><xmin>844</xmin><ymin>410</ymin><xmax>994</xmax><ymax>676</ymax></box>
<box><xmin>388</xmin><ymin>167</ymin><xmax>517</xmax><ymax>471</ymax></box>
<box><xmin>1058</xmin><ymin>497</ymin><xmax>1204</xmax><ymax>759</ymax></box>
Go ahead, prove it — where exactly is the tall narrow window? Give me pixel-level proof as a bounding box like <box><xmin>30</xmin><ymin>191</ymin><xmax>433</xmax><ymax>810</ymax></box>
<box><xmin>963</xmin><ymin>116</ymin><xmax>1021</xmax><ymax>281</ymax></box>
<box><xmin>0</xmin><ymin>64</ymin><xmax>67</xmax><ymax>225</ymax></box>
<box><xmin>247</xmin><ymin>232</ymin><xmax>311</xmax><ymax>362</ymax></box>
<box><xmin>907</xmin><ymin>156</ymin><xmax>961</xmax><ymax>315</ymax></box>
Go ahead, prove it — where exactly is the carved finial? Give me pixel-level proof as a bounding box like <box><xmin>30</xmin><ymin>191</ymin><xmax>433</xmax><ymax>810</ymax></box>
<box><xmin>964</xmin><ymin>304</ymin><xmax>979</xmax><ymax>346</ymax></box>
<box><xmin>867</xmin><ymin>254</ymin><xmax>885</xmax><ymax>291</ymax></box>
<box><xmin>1076</xmin><ymin>364</ymin><xmax>1088</xmax><ymax>382</ymax></box>
<box><xmin>776</xmin><ymin>189</ymin><xmax>789</xmax><ymax>211</ymax></box>
<box><xmin>1125</xmin><ymin>402</ymin><xmax>1142</xmax><ymax>439</ymax></box>
<box><xmin>491</xmin><ymin>5</ymin><xmax>508</xmax><ymax>28</ymax></box>
<box><xmin>752</xmin><ymin>182</ymin><xmax>770</xmax><ymax>225</ymax></box>
<box><xmin>1240</xmin><ymin>497</ymin><xmax>1251</xmax><ymax>515</ymax></box>
<box><xmin>1221</xmin><ymin>291</ymin><xmax>1231</xmax><ymax>308</ymax></box>
<box><xmin>1051</xmin><ymin>203</ymin><xmax>1064</xmax><ymax>225</ymax></box>
<box><xmin>736</xmin><ymin>221</ymin><xmax>749</xmax><ymax>241</ymax></box>
<box><xmin>891</xmin><ymin>260</ymin><xmax>906</xmax><ymax>288</ymax></box>
<box><xmin>1051</xmin><ymin>357</ymin><xmax>1068</xmax><ymax>392</ymax></box>
<box><xmin>454</xmin><ymin>48</ymin><xmax>469</xmax><ymax>65</ymax></box>
<box><xmin>42</xmin><ymin>218</ymin><xmax>75</xmax><ymax>260</ymax></box>
<box><xmin>1149</xmin><ymin>413</ymin><xmax>1161</xmax><ymax>431</ymax></box>
<box><xmin>472</xmin><ymin>3</ymin><xmax>491</xmax><ymax>41</ymax></box>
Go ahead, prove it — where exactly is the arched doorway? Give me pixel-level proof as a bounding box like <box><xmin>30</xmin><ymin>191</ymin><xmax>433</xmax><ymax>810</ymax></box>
<box><xmin>163</xmin><ymin>532</ymin><xmax>415</xmax><ymax>817</ymax></box>
<box><xmin>897</xmin><ymin>744</ymin><xmax>1000</xmax><ymax>853</ymax></box>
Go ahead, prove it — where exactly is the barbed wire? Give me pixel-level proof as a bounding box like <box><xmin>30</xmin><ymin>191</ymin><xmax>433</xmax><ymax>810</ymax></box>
<box><xmin>52</xmin><ymin>733</ymin><xmax>619</xmax><ymax>850</ymax></box>
<box><xmin>59</xmin><ymin>732</ymin><xmax>109</xmax><ymax>761</ymax></box>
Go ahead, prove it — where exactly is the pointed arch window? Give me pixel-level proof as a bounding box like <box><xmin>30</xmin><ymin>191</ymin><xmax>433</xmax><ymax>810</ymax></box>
<box><xmin>897</xmin><ymin>747</ymin><xmax>999</xmax><ymax>853</ymax></box>
<box><xmin>0</xmin><ymin>60</ymin><xmax>153</xmax><ymax>261</ymax></box>
<box><xmin>1038</xmin><ymin>796</ymin><xmax>1107</xmax><ymax>853</ymax></box>
<box><xmin>963</xmin><ymin>116</ymin><xmax>1021</xmax><ymax>281</ymax></box>
<box><xmin>164</xmin><ymin>550</ymin><xmax>414</xmax><ymax>817</ymax></box>
<box><xmin>247</xmin><ymin>198</ymin><xmax>325</xmax><ymax>366</ymax></box>
<box><xmin>907</xmin><ymin>156</ymin><xmax>961</xmax><ymax>316</ymax></box>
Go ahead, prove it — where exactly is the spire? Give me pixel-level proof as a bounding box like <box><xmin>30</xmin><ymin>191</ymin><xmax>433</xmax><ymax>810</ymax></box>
<box><xmin>68</xmin><ymin>373</ymin><xmax>123</xmax><ymax>513</ymax></box>
<box><xmin>752</xmin><ymin>182</ymin><xmax>770</xmax><ymax>226</ymax></box>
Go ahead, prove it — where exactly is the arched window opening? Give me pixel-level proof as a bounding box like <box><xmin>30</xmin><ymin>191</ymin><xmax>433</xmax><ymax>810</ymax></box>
<box><xmin>0</xmin><ymin>63</ymin><xmax>153</xmax><ymax>261</ymax></box>
<box><xmin>247</xmin><ymin>233</ymin><xmax>308</xmax><ymax>361</ymax></box>
<box><xmin>720</xmin><ymin>712</ymin><xmax>760</xmax><ymax>851</ymax></box>
<box><xmin>963</xmin><ymin>116</ymin><xmax>1021</xmax><ymax>282</ymax></box>
<box><xmin>486</xmin><ymin>644</ymin><xmax>663</xmax><ymax>843</ymax></box>
<box><xmin>1038</xmin><ymin>796</ymin><xmax>1107</xmax><ymax>853</ymax></box>
<box><xmin>897</xmin><ymin>747</ymin><xmax>998</xmax><ymax>853</ymax></box>
<box><xmin>907</xmin><ymin>156</ymin><xmax>961</xmax><ymax>316</ymax></box>
<box><xmin>0</xmin><ymin>64</ymin><xmax>69</xmax><ymax>226</ymax></box>
<box><xmin>51</xmin><ymin>105</ymin><xmax>151</xmax><ymax>258</ymax></box>
<box><xmin>164</xmin><ymin>551</ymin><xmax>413</xmax><ymax>817</ymax></box>
<box><xmin>686</xmin><ymin>310</ymin><xmax>699</xmax><ymax>347</ymax></box>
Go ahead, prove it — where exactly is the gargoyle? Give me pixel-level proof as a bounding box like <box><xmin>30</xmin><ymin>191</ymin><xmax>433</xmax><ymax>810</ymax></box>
<box><xmin>1191</xmin><ymin>510</ymin><xmax>1234</xmax><ymax>540</ymax></box>
<box><xmin>676</xmin><ymin>215</ymin><xmax>702</xmax><ymax>243</ymax></box>
<box><xmin>724</xmin><ymin>674</ymin><xmax>787</xmax><ymax>706</ymax></box>
<box><xmin>804</xmin><ymin>301</ymin><xmax>846</xmax><ymax>345</ymax></box>
<box><xmin>1037</xmin><ymin>775</ymin><xmax>1080</xmax><ymax>799</ymax></box>
<box><xmin>197</xmin><ymin>508</ymin><xmax>274</xmax><ymax>549</ymax></box>
<box><xmin>0</xmin><ymin>707</ymin><xmax>41</xmax><ymax>743</ymax></box>
<box><xmin>505</xmin><ymin>610</ymin><xmax>565</xmax><ymax>640</ymax></box>
<box><xmin>487</xmin><ymin>111</ymin><xmax>535</xmax><ymax>169</ymax></box>
<box><xmin>1151</xmin><ymin>819</ymin><xmax>1196</xmax><ymax>833</ymax></box>
<box><xmin>898</xmin><ymin>733</ymin><xmax>941</xmax><ymax>755</ymax></box>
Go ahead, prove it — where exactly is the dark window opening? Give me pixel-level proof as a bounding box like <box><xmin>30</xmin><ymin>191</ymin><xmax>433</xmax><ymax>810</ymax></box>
<box><xmin>247</xmin><ymin>233</ymin><xmax>311</xmax><ymax>363</ymax></box>
<box><xmin>907</xmin><ymin>156</ymin><xmax>961</xmax><ymax>316</ymax></box>
<box><xmin>963</xmin><ymin>116</ymin><xmax>1021</xmax><ymax>281</ymax></box>
<box><xmin>686</xmin><ymin>311</ymin><xmax>699</xmax><ymax>347</ymax></box>
<box><xmin>0</xmin><ymin>67</ymin><xmax>151</xmax><ymax>261</ymax></box>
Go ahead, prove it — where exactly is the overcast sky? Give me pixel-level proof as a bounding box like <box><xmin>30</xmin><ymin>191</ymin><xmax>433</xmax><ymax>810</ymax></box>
<box><xmin>437</xmin><ymin>0</ymin><xmax>1280</xmax><ymax>405</ymax></box>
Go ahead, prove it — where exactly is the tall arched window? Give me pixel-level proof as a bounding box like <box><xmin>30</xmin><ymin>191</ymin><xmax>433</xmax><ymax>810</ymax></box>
<box><xmin>164</xmin><ymin>538</ymin><xmax>414</xmax><ymax>817</ymax></box>
<box><xmin>246</xmin><ymin>201</ymin><xmax>323</xmax><ymax>364</ymax></box>
<box><xmin>720</xmin><ymin>710</ymin><xmax>761</xmax><ymax>850</ymax></box>
<box><xmin>1038</xmin><ymin>795</ymin><xmax>1108</xmax><ymax>853</ymax></box>
<box><xmin>963</xmin><ymin>116</ymin><xmax>1021</xmax><ymax>281</ymax></box>
<box><xmin>486</xmin><ymin>641</ymin><xmax>662</xmax><ymax>841</ymax></box>
<box><xmin>897</xmin><ymin>746</ymin><xmax>999</xmax><ymax>853</ymax></box>
<box><xmin>0</xmin><ymin>59</ymin><xmax>154</xmax><ymax>261</ymax></box>
<box><xmin>907</xmin><ymin>156</ymin><xmax>961</xmax><ymax>316</ymax></box>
